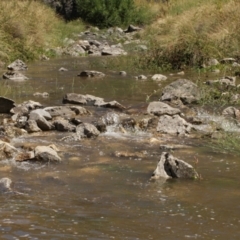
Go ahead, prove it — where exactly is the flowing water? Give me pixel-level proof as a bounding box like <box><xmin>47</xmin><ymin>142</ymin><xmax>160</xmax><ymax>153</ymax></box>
<box><xmin>0</xmin><ymin>57</ymin><xmax>240</xmax><ymax>240</ymax></box>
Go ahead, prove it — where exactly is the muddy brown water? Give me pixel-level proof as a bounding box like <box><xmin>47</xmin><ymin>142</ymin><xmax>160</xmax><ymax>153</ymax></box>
<box><xmin>0</xmin><ymin>57</ymin><xmax>240</xmax><ymax>239</ymax></box>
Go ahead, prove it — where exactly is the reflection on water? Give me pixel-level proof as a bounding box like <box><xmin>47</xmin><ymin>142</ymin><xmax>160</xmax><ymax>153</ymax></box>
<box><xmin>0</xmin><ymin>57</ymin><xmax>240</xmax><ymax>239</ymax></box>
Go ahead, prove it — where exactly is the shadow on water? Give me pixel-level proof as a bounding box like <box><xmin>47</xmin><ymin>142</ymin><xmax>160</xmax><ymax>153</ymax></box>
<box><xmin>0</xmin><ymin>57</ymin><xmax>240</xmax><ymax>239</ymax></box>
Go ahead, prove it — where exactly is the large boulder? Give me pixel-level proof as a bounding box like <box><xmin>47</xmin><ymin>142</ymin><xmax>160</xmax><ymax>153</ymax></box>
<box><xmin>29</xmin><ymin>112</ymin><xmax>53</xmax><ymax>131</ymax></box>
<box><xmin>151</xmin><ymin>152</ymin><xmax>199</xmax><ymax>179</ymax></box>
<box><xmin>157</xmin><ymin>115</ymin><xmax>192</xmax><ymax>135</ymax></box>
<box><xmin>0</xmin><ymin>97</ymin><xmax>15</xmax><ymax>113</ymax></box>
<box><xmin>147</xmin><ymin>101</ymin><xmax>181</xmax><ymax>116</ymax></box>
<box><xmin>161</xmin><ymin>79</ymin><xmax>201</xmax><ymax>104</ymax></box>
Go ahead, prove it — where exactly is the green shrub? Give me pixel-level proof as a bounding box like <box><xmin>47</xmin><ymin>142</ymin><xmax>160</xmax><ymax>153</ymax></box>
<box><xmin>75</xmin><ymin>0</ymin><xmax>152</xmax><ymax>28</ymax></box>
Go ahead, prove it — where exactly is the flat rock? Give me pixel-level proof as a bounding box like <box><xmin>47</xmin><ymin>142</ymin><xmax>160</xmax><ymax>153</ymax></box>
<box><xmin>151</xmin><ymin>74</ymin><xmax>167</xmax><ymax>81</ymax></box>
<box><xmin>78</xmin><ymin>70</ymin><xmax>105</xmax><ymax>78</ymax></box>
<box><xmin>147</xmin><ymin>101</ymin><xmax>181</xmax><ymax>116</ymax></box>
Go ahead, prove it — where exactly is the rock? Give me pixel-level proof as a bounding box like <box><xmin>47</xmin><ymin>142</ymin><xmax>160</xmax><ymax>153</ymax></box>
<box><xmin>157</xmin><ymin>115</ymin><xmax>192</xmax><ymax>135</ymax></box>
<box><xmin>7</xmin><ymin>59</ymin><xmax>27</xmax><ymax>71</ymax></box>
<box><xmin>0</xmin><ymin>97</ymin><xmax>15</xmax><ymax>113</ymax></box>
<box><xmin>25</xmin><ymin>120</ymin><xmax>42</xmax><ymax>133</ymax></box>
<box><xmin>30</xmin><ymin>109</ymin><xmax>52</xmax><ymax>120</ymax></box>
<box><xmin>125</xmin><ymin>25</ymin><xmax>142</xmax><ymax>33</ymax></box>
<box><xmin>207</xmin><ymin>58</ymin><xmax>219</xmax><ymax>66</ymax></box>
<box><xmin>0</xmin><ymin>140</ymin><xmax>18</xmax><ymax>160</ymax></box>
<box><xmin>222</xmin><ymin>106</ymin><xmax>240</xmax><ymax>120</ymax></box>
<box><xmin>53</xmin><ymin>118</ymin><xmax>76</xmax><ymax>132</ymax></box>
<box><xmin>34</xmin><ymin>146</ymin><xmax>61</xmax><ymax>163</ymax></box>
<box><xmin>220</xmin><ymin>58</ymin><xmax>236</xmax><ymax>64</ymax></box>
<box><xmin>161</xmin><ymin>79</ymin><xmax>201</xmax><ymax>104</ymax></box>
<box><xmin>206</xmin><ymin>76</ymin><xmax>236</xmax><ymax>87</ymax></box>
<box><xmin>78</xmin><ymin>70</ymin><xmax>105</xmax><ymax>78</ymax></box>
<box><xmin>64</xmin><ymin>44</ymin><xmax>86</xmax><ymax>56</ymax></box>
<box><xmin>135</xmin><ymin>75</ymin><xmax>147</xmax><ymax>80</ymax></box>
<box><xmin>3</xmin><ymin>71</ymin><xmax>29</xmax><ymax>81</ymax></box>
<box><xmin>151</xmin><ymin>152</ymin><xmax>199</xmax><ymax>179</ymax></box>
<box><xmin>119</xmin><ymin>71</ymin><xmax>127</xmax><ymax>76</ymax></box>
<box><xmin>11</xmin><ymin>100</ymin><xmax>42</xmax><ymax>116</ymax></box>
<box><xmin>0</xmin><ymin>178</ymin><xmax>12</xmax><ymax>192</ymax></box>
<box><xmin>58</xmin><ymin>67</ymin><xmax>68</xmax><ymax>71</ymax></box>
<box><xmin>62</xmin><ymin>93</ymin><xmax>87</xmax><ymax>105</ymax></box>
<box><xmin>76</xmin><ymin>123</ymin><xmax>100</xmax><ymax>138</ymax></box>
<box><xmin>29</xmin><ymin>112</ymin><xmax>53</xmax><ymax>131</ymax></box>
<box><xmin>101</xmin><ymin>47</ymin><xmax>127</xmax><ymax>56</ymax></box>
<box><xmin>63</xmin><ymin>93</ymin><xmax>125</xmax><ymax>110</ymax></box>
<box><xmin>147</xmin><ymin>101</ymin><xmax>181</xmax><ymax>116</ymax></box>
<box><xmin>33</xmin><ymin>92</ymin><xmax>49</xmax><ymax>98</ymax></box>
<box><xmin>151</xmin><ymin>74</ymin><xmax>167</xmax><ymax>82</ymax></box>
<box><xmin>40</xmin><ymin>55</ymin><xmax>50</xmax><ymax>61</ymax></box>
<box><xmin>44</xmin><ymin>105</ymin><xmax>90</xmax><ymax>118</ymax></box>
<box><xmin>15</xmin><ymin>151</ymin><xmax>35</xmax><ymax>161</ymax></box>
<box><xmin>96</xmin><ymin>100</ymin><xmax>126</xmax><ymax>110</ymax></box>
<box><xmin>114</xmin><ymin>150</ymin><xmax>147</xmax><ymax>159</ymax></box>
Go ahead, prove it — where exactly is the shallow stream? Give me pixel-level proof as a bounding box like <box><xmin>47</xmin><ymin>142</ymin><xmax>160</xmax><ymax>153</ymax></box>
<box><xmin>0</xmin><ymin>56</ymin><xmax>239</xmax><ymax>239</ymax></box>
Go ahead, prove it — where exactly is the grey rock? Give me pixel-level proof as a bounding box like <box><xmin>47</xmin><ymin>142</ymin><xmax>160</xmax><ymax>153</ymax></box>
<box><xmin>30</xmin><ymin>109</ymin><xmax>52</xmax><ymax>120</ymax></box>
<box><xmin>206</xmin><ymin>76</ymin><xmax>236</xmax><ymax>87</ymax></box>
<box><xmin>53</xmin><ymin>118</ymin><xmax>76</xmax><ymax>132</ymax></box>
<box><xmin>3</xmin><ymin>71</ymin><xmax>29</xmax><ymax>81</ymax></box>
<box><xmin>101</xmin><ymin>47</ymin><xmax>127</xmax><ymax>56</ymax></box>
<box><xmin>135</xmin><ymin>75</ymin><xmax>147</xmax><ymax>80</ymax></box>
<box><xmin>222</xmin><ymin>106</ymin><xmax>240</xmax><ymax>120</ymax></box>
<box><xmin>26</xmin><ymin>120</ymin><xmax>42</xmax><ymax>133</ymax></box>
<box><xmin>78</xmin><ymin>70</ymin><xmax>105</xmax><ymax>78</ymax></box>
<box><xmin>161</xmin><ymin>79</ymin><xmax>200</xmax><ymax>104</ymax></box>
<box><xmin>157</xmin><ymin>115</ymin><xmax>192</xmax><ymax>135</ymax></box>
<box><xmin>119</xmin><ymin>71</ymin><xmax>127</xmax><ymax>76</ymax></box>
<box><xmin>33</xmin><ymin>92</ymin><xmax>49</xmax><ymax>98</ymax></box>
<box><xmin>11</xmin><ymin>100</ymin><xmax>42</xmax><ymax>116</ymax></box>
<box><xmin>44</xmin><ymin>105</ymin><xmax>90</xmax><ymax>118</ymax></box>
<box><xmin>207</xmin><ymin>58</ymin><xmax>219</xmax><ymax>66</ymax></box>
<box><xmin>76</xmin><ymin>123</ymin><xmax>100</xmax><ymax>138</ymax></box>
<box><xmin>7</xmin><ymin>59</ymin><xmax>27</xmax><ymax>71</ymax></box>
<box><xmin>151</xmin><ymin>74</ymin><xmax>167</xmax><ymax>81</ymax></box>
<box><xmin>29</xmin><ymin>112</ymin><xmax>53</xmax><ymax>131</ymax></box>
<box><xmin>147</xmin><ymin>101</ymin><xmax>181</xmax><ymax>116</ymax></box>
<box><xmin>59</xmin><ymin>67</ymin><xmax>68</xmax><ymax>71</ymax></box>
<box><xmin>151</xmin><ymin>152</ymin><xmax>199</xmax><ymax>179</ymax></box>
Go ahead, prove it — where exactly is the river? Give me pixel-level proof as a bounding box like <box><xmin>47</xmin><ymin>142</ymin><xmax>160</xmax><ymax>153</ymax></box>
<box><xmin>0</xmin><ymin>56</ymin><xmax>239</xmax><ymax>239</ymax></box>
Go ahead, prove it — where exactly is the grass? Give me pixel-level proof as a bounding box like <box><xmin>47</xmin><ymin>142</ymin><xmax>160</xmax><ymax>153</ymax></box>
<box><xmin>0</xmin><ymin>0</ymin><xmax>85</xmax><ymax>64</ymax></box>
<box><xmin>137</xmin><ymin>0</ymin><xmax>240</xmax><ymax>70</ymax></box>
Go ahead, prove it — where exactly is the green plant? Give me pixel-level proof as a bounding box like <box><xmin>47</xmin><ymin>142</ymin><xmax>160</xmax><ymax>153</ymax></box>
<box><xmin>75</xmin><ymin>0</ymin><xmax>153</xmax><ymax>28</ymax></box>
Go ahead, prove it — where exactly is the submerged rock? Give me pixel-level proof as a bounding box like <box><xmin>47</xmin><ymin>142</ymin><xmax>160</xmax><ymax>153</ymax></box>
<box><xmin>78</xmin><ymin>70</ymin><xmax>105</xmax><ymax>78</ymax></box>
<box><xmin>151</xmin><ymin>152</ymin><xmax>199</xmax><ymax>179</ymax></box>
<box><xmin>147</xmin><ymin>101</ymin><xmax>181</xmax><ymax>116</ymax></box>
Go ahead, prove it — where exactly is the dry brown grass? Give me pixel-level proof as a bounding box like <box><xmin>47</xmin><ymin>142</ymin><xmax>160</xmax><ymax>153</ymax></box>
<box><xmin>138</xmin><ymin>0</ymin><xmax>240</xmax><ymax>69</ymax></box>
